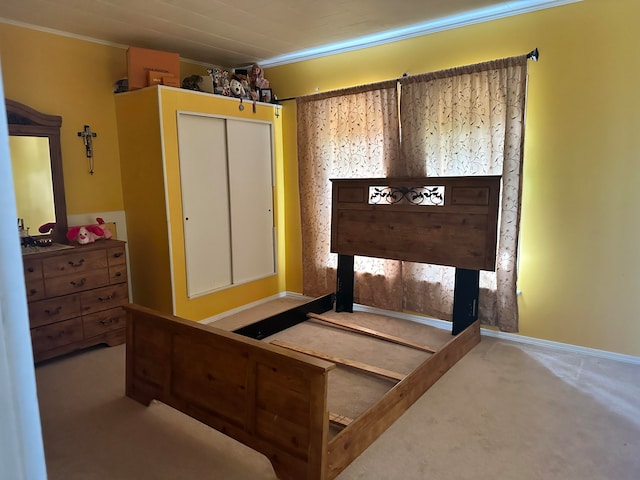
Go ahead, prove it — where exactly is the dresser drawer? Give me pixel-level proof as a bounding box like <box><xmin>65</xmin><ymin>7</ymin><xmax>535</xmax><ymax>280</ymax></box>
<box><xmin>42</xmin><ymin>250</ymin><xmax>107</xmax><ymax>279</ymax></box>
<box><xmin>109</xmin><ymin>264</ymin><xmax>128</xmax><ymax>284</ymax></box>
<box><xmin>29</xmin><ymin>294</ymin><xmax>81</xmax><ymax>328</ymax></box>
<box><xmin>45</xmin><ymin>268</ymin><xmax>110</xmax><ymax>297</ymax></box>
<box><xmin>108</xmin><ymin>246</ymin><xmax>126</xmax><ymax>266</ymax></box>
<box><xmin>83</xmin><ymin>307</ymin><xmax>126</xmax><ymax>338</ymax></box>
<box><xmin>24</xmin><ymin>240</ymin><xmax>128</xmax><ymax>363</ymax></box>
<box><xmin>25</xmin><ymin>279</ymin><xmax>46</xmax><ymax>302</ymax></box>
<box><xmin>23</xmin><ymin>257</ymin><xmax>43</xmax><ymax>282</ymax></box>
<box><xmin>31</xmin><ymin>317</ymin><xmax>84</xmax><ymax>352</ymax></box>
<box><xmin>80</xmin><ymin>283</ymin><xmax>129</xmax><ymax>315</ymax></box>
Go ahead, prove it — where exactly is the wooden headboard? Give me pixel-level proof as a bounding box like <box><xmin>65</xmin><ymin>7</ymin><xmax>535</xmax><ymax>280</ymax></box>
<box><xmin>330</xmin><ymin>176</ymin><xmax>501</xmax><ymax>271</ymax></box>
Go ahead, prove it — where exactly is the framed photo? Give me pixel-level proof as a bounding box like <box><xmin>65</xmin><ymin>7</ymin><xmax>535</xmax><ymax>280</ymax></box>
<box><xmin>260</xmin><ymin>88</ymin><xmax>273</xmax><ymax>103</ymax></box>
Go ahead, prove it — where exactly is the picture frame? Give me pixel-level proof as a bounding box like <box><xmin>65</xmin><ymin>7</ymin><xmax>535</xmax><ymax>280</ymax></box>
<box><xmin>260</xmin><ymin>88</ymin><xmax>273</xmax><ymax>103</ymax></box>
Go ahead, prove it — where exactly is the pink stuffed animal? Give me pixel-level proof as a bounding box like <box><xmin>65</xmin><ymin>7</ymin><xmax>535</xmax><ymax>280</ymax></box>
<box><xmin>95</xmin><ymin>218</ymin><xmax>113</xmax><ymax>239</ymax></box>
<box><xmin>66</xmin><ymin>218</ymin><xmax>113</xmax><ymax>244</ymax></box>
<box><xmin>67</xmin><ymin>225</ymin><xmax>104</xmax><ymax>244</ymax></box>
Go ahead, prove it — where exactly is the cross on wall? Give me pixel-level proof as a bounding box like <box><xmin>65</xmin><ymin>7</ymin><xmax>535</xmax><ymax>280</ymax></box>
<box><xmin>77</xmin><ymin>124</ymin><xmax>97</xmax><ymax>174</ymax></box>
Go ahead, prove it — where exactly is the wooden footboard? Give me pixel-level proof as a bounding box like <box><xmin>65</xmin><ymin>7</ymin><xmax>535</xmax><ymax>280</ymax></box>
<box><xmin>124</xmin><ymin>302</ymin><xmax>480</xmax><ymax>480</ymax></box>
<box><xmin>124</xmin><ymin>303</ymin><xmax>335</xmax><ymax>480</ymax></box>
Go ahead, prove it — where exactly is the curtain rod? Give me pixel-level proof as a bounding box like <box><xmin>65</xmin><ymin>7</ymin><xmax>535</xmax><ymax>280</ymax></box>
<box><xmin>275</xmin><ymin>48</ymin><xmax>539</xmax><ymax>103</ymax></box>
<box><xmin>527</xmin><ymin>48</ymin><xmax>539</xmax><ymax>61</ymax></box>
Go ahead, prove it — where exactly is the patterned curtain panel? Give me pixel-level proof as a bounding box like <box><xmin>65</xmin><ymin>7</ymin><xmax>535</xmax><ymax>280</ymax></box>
<box><xmin>296</xmin><ymin>82</ymin><xmax>402</xmax><ymax>310</ymax></box>
<box><xmin>297</xmin><ymin>55</ymin><xmax>528</xmax><ymax>332</ymax></box>
<box><xmin>399</xmin><ymin>56</ymin><xmax>528</xmax><ymax>331</ymax></box>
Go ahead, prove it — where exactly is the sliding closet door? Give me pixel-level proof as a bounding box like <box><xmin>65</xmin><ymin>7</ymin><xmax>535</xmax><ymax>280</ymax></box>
<box><xmin>227</xmin><ymin>120</ymin><xmax>276</xmax><ymax>283</ymax></box>
<box><xmin>178</xmin><ymin>114</ymin><xmax>275</xmax><ymax>297</ymax></box>
<box><xmin>177</xmin><ymin>113</ymin><xmax>232</xmax><ymax>297</ymax></box>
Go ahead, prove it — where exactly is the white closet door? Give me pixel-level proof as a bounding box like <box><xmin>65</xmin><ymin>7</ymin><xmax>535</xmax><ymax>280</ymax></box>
<box><xmin>227</xmin><ymin>120</ymin><xmax>276</xmax><ymax>283</ymax></box>
<box><xmin>177</xmin><ymin>113</ymin><xmax>232</xmax><ymax>297</ymax></box>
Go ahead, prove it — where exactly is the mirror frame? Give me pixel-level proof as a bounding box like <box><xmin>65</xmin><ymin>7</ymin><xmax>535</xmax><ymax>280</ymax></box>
<box><xmin>6</xmin><ymin>99</ymin><xmax>68</xmax><ymax>244</ymax></box>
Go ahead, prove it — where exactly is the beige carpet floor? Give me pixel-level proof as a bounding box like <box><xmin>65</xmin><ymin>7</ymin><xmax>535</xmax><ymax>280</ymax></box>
<box><xmin>35</xmin><ymin>298</ymin><xmax>640</xmax><ymax>479</ymax></box>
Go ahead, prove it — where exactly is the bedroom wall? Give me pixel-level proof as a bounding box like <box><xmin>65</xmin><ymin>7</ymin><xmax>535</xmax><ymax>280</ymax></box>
<box><xmin>0</xmin><ymin>23</ymin><xmax>208</xmax><ymax>219</ymax></box>
<box><xmin>265</xmin><ymin>0</ymin><xmax>640</xmax><ymax>357</ymax></box>
<box><xmin>1</xmin><ymin>0</ymin><xmax>638</xmax><ymax>357</ymax></box>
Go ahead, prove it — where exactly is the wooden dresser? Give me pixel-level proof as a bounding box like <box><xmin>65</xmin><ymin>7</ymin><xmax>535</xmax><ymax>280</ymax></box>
<box><xmin>22</xmin><ymin>239</ymin><xmax>129</xmax><ymax>363</ymax></box>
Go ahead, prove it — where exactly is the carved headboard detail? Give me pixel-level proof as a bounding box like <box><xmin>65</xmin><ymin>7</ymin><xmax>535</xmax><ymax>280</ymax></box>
<box><xmin>331</xmin><ymin>176</ymin><xmax>501</xmax><ymax>271</ymax></box>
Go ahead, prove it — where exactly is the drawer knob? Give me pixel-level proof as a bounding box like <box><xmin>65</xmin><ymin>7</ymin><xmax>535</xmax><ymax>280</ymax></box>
<box><xmin>100</xmin><ymin>317</ymin><xmax>119</xmax><ymax>326</ymax></box>
<box><xmin>113</xmin><ymin>252</ymin><xmax>123</xmax><ymax>258</ymax></box>
<box><xmin>27</xmin><ymin>267</ymin><xmax>35</xmax><ymax>273</ymax></box>
<box><xmin>44</xmin><ymin>306</ymin><xmax>62</xmax><ymax>316</ymax></box>
<box><xmin>99</xmin><ymin>294</ymin><xmax>114</xmax><ymax>302</ymax></box>
<box><xmin>115</xmin><ymin>272</ymin><xmax>122</xmax><ymax>277</ymax></box>
<box><xmin>47</xmin><ymin>331</ymin><xmax>65</xmax><ymax>340</ymax></box>
<box><xmin>68</xmin><ymin>259</ymin><xmax>85</xmax><ymax>268</ymax></box>
<box><xmin>70</xmin><ymin>278</ymin><xmax>87</xmax><ymax>288</ymax></box>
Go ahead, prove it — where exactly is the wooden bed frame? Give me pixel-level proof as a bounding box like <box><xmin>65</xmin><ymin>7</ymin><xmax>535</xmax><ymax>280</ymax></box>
<box><xmin>124</xmin><ymin>176</ymin><xmax>501</xmax><ymax>480</ymax></box>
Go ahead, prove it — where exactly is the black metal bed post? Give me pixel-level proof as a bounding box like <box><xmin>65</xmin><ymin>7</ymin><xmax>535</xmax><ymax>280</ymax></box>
<box><xmin>451</xmin><ymin>268</ymin><xmax>480</xmax><ymax>335</ymax></box>
<box><xmin>335</xmin><ymin>254</ymin><xmax>355</xmax><ymax>313</ymax></box>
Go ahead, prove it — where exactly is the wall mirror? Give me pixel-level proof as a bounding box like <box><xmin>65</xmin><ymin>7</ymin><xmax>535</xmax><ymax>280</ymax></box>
<box><xmin>6</xmin><ymin>99</ymin><xmax>68</xmax><ymax>244</ymax></box>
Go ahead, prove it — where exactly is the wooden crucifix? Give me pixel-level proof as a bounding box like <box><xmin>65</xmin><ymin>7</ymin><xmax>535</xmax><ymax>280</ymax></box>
<box><xmin>77</xmin><ymin>125</ymin><xmax>97</xmax><ymax>174</ymax></box>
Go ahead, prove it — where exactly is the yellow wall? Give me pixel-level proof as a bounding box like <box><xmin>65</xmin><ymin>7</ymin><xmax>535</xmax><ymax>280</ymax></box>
<box><xmin>113</xmin><ymin>87</ymin><xmax>173</xmax><ymax>314</ymax></box>
<box><xmin>2</xmin><ymin>0</ymin><xmax>639</xmax><ymax>355</ymax></box>
<box><xmin>265</xmin><ymin>0</ymin><xmax>640</xmax><ymax>356</ymax></box>
<box><xmin>0</xmin><ymin>23</ymin><xmax>208</xmax><ymax>216</ymax></box>
<box><xmin>1</xmin><ymin>24</ymin><xmax>126</xmax><ymax>214</ymax></box>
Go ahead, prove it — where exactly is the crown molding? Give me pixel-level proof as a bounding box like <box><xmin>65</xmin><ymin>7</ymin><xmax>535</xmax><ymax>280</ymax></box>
<box><xmin>1</xmin><ymin>0</ymin><xmax>581</xmax><ymax>69</ymax></box>
<box><xmin>0</xmin><ymin>17</ymin><xmax>128</xmax><ymax>49</ymax></box>
<box><xmin>260</xmin><ymin>0</ymin><xmax>582</xmax><ymax>67</ymax></box>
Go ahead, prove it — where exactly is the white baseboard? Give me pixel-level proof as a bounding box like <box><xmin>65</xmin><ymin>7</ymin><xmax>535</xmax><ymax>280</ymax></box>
<box><xmin>479</xmin><ymin>329</ymin><xmax>640</xmax><ymax>365</ymax></box>
<box><xmin>202</xmin><ymin>291</ymin><xmax>640</xmax><ymax>365</ymax></box>
<box><xmin>351</xmin><ymin>298</ymin><xmax>640</xmax><ymax>365</ymax></box>
<box><xmin>200</xmin><ymin>292</ymin><xmax>293</xmax><ymax>324</ymax></box>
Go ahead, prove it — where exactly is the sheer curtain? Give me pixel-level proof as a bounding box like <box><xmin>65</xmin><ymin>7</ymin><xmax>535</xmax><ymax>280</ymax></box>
<box><xmin>399</xmin><ymin>56</ymin><xmax>528</xmax><ymax>331</ymax></box>
<box><xmin>297</xmin><ymin>55</ymin><xmax>528</xmax><ymax>332</ymax></box>
<box><xmin>297</xmin><ymin>82</ymin><xmax>403</xmax><ymax>310</ymax></box>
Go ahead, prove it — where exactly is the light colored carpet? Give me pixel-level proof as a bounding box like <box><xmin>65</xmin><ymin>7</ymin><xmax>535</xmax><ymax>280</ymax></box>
<box><xmin>35</xmin><ymin>298</ymin><xmax>640</xmax><ymax>479</ymax></box>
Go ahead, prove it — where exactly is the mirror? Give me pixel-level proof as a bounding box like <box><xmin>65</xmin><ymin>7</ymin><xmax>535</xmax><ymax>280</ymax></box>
<box><xmin>10</xmin><ymin>136</ymin><xmax>55</xmax><ymax>234</ymax></box>
<box><xmin>6</xmin><ymin>99</ymin><xmax>68</xmax><ymax>244</ymax></box>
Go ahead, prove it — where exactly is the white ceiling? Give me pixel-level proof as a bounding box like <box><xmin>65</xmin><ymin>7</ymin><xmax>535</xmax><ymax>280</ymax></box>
<box><xmin>0</xmin><ymin>0</ymin><xmax>576</xmax><ymax>68</ymax></box>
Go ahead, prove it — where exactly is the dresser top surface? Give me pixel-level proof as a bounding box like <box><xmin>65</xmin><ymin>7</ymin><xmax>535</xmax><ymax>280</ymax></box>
<box><xmin>21</xmin><ymin>239</ymin><xmax>126</xmax><ymax>260</ymax></box>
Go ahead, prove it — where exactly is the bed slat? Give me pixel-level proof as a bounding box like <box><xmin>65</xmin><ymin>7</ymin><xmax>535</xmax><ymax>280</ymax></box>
<box><xmin>307</xmin><ymin>312</ymin><xmax>436</xmax><ymax>353</ymax></box>
<box><xmin>272</xmin><ymin>340</ymin><xmax>405</xmax><ymax>382</ymax></box>
<box><xmin>329</xmin><ymin>413</ymin><xmax>353</xmax><ymax>429</ymax></box>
